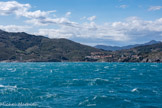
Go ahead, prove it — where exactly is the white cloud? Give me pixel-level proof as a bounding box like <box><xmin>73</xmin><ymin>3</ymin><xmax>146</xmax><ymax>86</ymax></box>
<box><xmin>0</xmin><ymin>1</ymin><xmax>76</xmax><ymax>27</ymax></box>
<box><xmin>0</xmin><ymin>1</ymin><xmax>30</xmax><ymax>16</ymax></box>
<box><xmin>0</xmin><ymin>25</ymin><xmax>31</xmax><ymax>32</ymax></box>
<box><xmin>65</xmin><ymin>12</ymin><xmax>71</xmax><ymax>17</ymax></box>
<box><xmin>2</xmin><ymin>1</ymin><xmax>72</xmax><ymax>27</ymax></box>
<box><xmin>35</xmin><ymin>21</ymin><xmax>128</xmax><ymax>41</ymax></box>
<box><xmin>119</xmin><ymin>5</ymin><xmax>128</xmax><ymax>9</ymax></box>
<box><xmin>0</xmin><ymin>1</ymin><xmax>91</xmax><ymax>28</ymax></box>
<box><xmin>26</xmin><ymin>17</ymin><xmax>78</xmax><ymax>27</ymax></box>
<box><xmin>35</xmin><ymin>17</ymin><xmax>162</xmax><ymax>43</ymax></box>
<box><xmin>0</xmin><ymin>1</ymin><xmax>56</xmax><ymax>18</ymax></box>
<box><xmin>23</xmin><ymin>10</ymin><xmax>56</xmax><ymax>19</ymax></box>
<box><xmin>0</xmin><ymin>1</ymin><xmax>162</xmax><ymax>45</ymax></box>
<box><xmin>148</xmin><ymin>6</ymin><xmax>162</xmax><ymax>11</ymax></box>
<box><xmin>80</xmin><ymin>16</ymin><xmax>86</xmax><ymax>20</ymax></box>
<box><xmin>36</xmin><ymin>29</ymin><xmax>74</xmax><ymax>38</ymax></box>
<box><xmin>87</xmin><ymin>16</ymin><xmax>96</xmax><ymax>21</ymax></box>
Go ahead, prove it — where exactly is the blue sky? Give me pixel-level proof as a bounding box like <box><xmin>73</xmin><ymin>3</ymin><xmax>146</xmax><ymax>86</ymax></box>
<box><xmin>0</xmin><ymin>0</ymin><xmax>162</xmax><ymax>46</ymax></box>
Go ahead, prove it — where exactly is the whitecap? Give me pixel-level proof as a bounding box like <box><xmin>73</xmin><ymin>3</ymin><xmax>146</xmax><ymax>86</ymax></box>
<box><xmin>45</xmin><ymin>93</ymin><xmax>58</xmax><ymax>99</ymax></box>
<box><xmin>94</xmin><ymin>69</ymin><xmax>100</xmax><ymax>71</ymax></box>
<box><xmin>124</xmin><ymin>99</ymin><xmax>131</xmax><ymax>102</ymax></box>
<box><xmin>152</xmin><ymin>90</ymin><xmax>159</xmax><ymax>95</ymax></box>
<box><xmin>0</xmin><ymin>85</ymin><xmax>5</xmax><ymax>87</ymax></box>
<box><xmin>72</xmin><ymin>79</ymin><xmax>80</xmax><ymax>81</ymax></box>
<box><xmin>78</xmin><ymin>99</ymin><xmax>89</xmax><ymax>106</ymax></box>
<box><xmin>87</xmin><ymin>78</ymin><xmax>109</xmax><ymax>86</ymax></box>
<box><xmin>87</xmin><ymin>104</ymin><xmax>96</xmax><ymax>106</ymax></box>
<box><xmin>131</xmin><ymin>68</ymin><xmax>136</xmax><ymax>70</ymax></box>
<box><xmin>94</xmin><ymin>78</ymin><xmax>109</xmax><ymax>82</ymax></box>
<box><xmin>40</xmin><ymin>65</ymin><xmax>46</xmax><ymax>67</ymax></box>
<box><xmin>6</xmin><ymin>68</ymin><xmax>16</xmax><ymax>72</ymax></box>
<box><xmin>50</xmin><ymin>70</ymin><xmax>53</xmax><ymax>73</ymax></box>
<box><xmin>109</xmin><ymin>90</ymin><xmax>114</xmax><ymax>93</ymax></box>
<box><xmin>104</xmin><ymin>66</ymin><xmax>109</xmax><ymax>69</ymax></box>
<box><xmin>151</xmin><ymin>65</ymin><xmax>158</xmax><ymax>67</ymax></box>
<box><xmin>131</xmin><ymin>88</ymin><xmax>138</xmax><ymax>92</ymax></box>
<box><xmin>101</xmin><ymin>95</ymin><xmax>107</xmax><ymax>98</ymax></box>
<box><xmin>92</xmin><ymin>96</ymin><xmax>97</xmax><ymax>100</ymax></box>
<box><xmin>11</xmin><ymin>68</ymin><xmax>16</xmax><ymax>72</ymax></box>
<box><xmin>0</xmin><ymin>84</ymin><xmax>17</xmax><ymax>89</ymax></box>
<box><xmin>7</xmin><ymin>68</ymin><xmax>13</xmax><ymax>71</ymax></box>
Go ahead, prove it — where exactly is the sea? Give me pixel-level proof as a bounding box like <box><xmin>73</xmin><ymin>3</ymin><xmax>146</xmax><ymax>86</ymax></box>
<box><xmin>0</xmin><ymin>63</ymin><xmax>161</xmax><ymax>108</ymax></box>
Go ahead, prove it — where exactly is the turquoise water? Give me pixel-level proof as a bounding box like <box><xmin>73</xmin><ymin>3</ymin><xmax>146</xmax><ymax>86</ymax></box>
<box><xmin>0</xmin><ymin>63</ymin><xmax>162</xmax><ymax>108</ymax></box>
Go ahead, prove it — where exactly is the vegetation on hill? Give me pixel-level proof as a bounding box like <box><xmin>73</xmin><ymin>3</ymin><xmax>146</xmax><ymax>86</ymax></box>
<box><xmin>0</xmin><ymin>30</ymin><xmax>100</xmax><ymax>62</ymax></box>
<box><xmin>88</xmin><ymin>43</ymin><xmax>162</xmax><ymax>62</ymax></box>
<box><xmin>0</xmin><ymin>30</ymin><xmax>161</xmax><ymax>62</ymax></box>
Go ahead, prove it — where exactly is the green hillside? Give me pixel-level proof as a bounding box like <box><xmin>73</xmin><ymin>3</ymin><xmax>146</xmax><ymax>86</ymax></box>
<box><xmin>0</xmin><ymin>30</ymin><xmax>100</xmax><ymax>62</ymax></box>
<box><xmin>0</xmin><ymin>30</ymin><xmax>161</xmax><ymax>62</ymax></box>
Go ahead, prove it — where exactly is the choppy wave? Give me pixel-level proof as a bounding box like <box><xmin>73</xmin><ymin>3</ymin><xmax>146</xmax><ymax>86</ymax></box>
<box><xmin>0</xmin><ymin>84</ymin><xmax>17</xmax><ymax>89</ymax></box>
<box><xmin>0</xmin><ymin>63</ymin><xmax>161</xmax><ymax>108</ymax></box>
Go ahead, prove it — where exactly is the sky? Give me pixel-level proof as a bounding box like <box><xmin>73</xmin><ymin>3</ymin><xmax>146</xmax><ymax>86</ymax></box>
<box><xmin>0</xmin><ymin>0</ymin><xmax>162</xmax><ymax>46</ymax></box>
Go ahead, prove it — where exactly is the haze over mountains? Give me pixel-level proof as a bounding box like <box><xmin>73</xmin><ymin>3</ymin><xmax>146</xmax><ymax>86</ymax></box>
<box><xmin>0</xmin><ymin>29</ymin><xmax>162</xmax><ymax>62</ymax></box>
<box><xmin>95</xmin><ymin>40</ymin><xmax>161</xmax><ymax>51</ymax></box>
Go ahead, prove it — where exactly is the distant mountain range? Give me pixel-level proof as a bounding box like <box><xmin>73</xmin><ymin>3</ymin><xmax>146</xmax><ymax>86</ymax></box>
<box><xmin>0</xmin><ymin>29</ymin><xmax>161</xmax><ymax>62</ymax></box>
<box><xmin>101</xmin><ymin>42</ymin><xmax>162</xmax><ymax>62</ymax></box>
<box><xmin>95</xmin><ymin>40</ymin><xmax>161</xmax><ymax>51</ymax></box>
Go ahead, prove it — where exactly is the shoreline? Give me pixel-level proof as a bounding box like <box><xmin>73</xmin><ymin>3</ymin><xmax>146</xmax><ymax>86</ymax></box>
<box><xmin>0</xmin><ymin>60</ymin><xmax>161</xmax><ymax>63</ymax></box>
